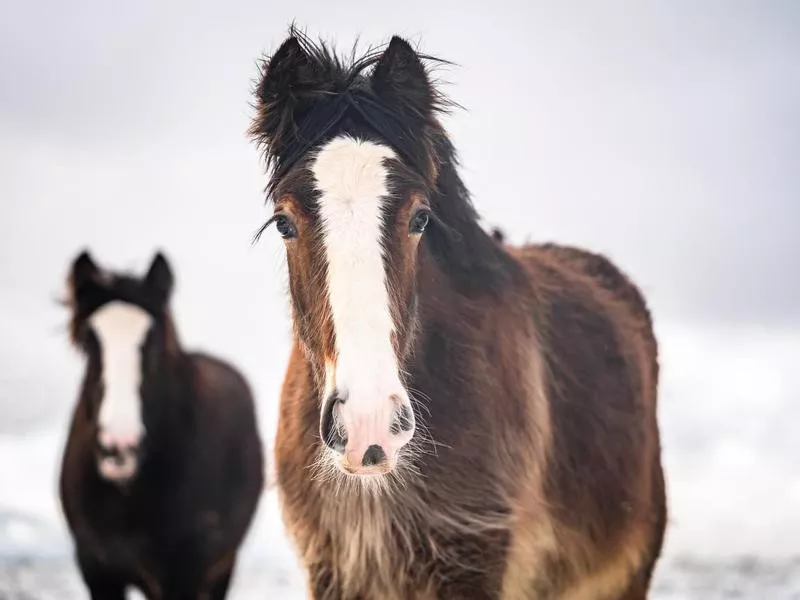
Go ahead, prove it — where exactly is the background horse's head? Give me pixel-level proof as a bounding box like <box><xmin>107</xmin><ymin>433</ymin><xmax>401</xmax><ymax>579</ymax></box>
<box><xmin>66</xmin><ymin>250</ymin><xmax>178</xmax><ymax>484</ymax></box>
<box><xmin>249</xmin><ymin>31</ymin><xmax>453</xmax><ymax>478</ymax></box>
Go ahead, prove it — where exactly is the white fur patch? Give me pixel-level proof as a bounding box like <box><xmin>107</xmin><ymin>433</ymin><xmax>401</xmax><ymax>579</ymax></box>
<box><xmin>312</xmin><ymin>136</ymin><xmax>408</xmax><ymax>428</ymax></box>
<box><xmin>89</xmin><ymin>301</ymin><xmax>152</xmax><ymax>446</ymax></box>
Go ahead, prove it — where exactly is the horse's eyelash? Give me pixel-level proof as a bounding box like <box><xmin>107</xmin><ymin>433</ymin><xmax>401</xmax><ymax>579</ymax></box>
<box><xmin>251</xmin><ymin>213</ymin><xmax>283</xmax><ymax>246</ymax></box>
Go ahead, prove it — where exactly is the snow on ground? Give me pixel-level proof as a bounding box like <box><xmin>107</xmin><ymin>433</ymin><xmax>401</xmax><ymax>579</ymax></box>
<box><xmin>2</xmin><ymin>553</ymin><xmax>800</xmax><ymax>599</ymax></box>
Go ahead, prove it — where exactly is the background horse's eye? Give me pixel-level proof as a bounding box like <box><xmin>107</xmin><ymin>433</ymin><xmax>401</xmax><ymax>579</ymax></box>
<box><xmin>275</xmin><ymin>214</ymin><xmax>297</xmax><ymax>239</ymax></box>
<box><xmin>409</xmin><ymin>209</ymin><xmax>430</xmax><ymax>234</ymax></box>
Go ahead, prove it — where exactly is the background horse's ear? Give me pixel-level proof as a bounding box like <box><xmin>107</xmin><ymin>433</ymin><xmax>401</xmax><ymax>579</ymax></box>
<box><xmin>249</xmin><ymin>34</ymin><xmax>331</xmax><ymax>154</ymax></box>
<box><xmin>69</xmin><ymin>251</ymin><xmax>101</xmax><ymax>296</ymax></box>
<box><xmin>144</xmin><ymin>252</ymin><xmax>174</xmax><ymax>307</ymax></box>
<box><xmin>371</xmin><ymin>36</ymin><xmax>434</xmax><ymax>120</ymax></box>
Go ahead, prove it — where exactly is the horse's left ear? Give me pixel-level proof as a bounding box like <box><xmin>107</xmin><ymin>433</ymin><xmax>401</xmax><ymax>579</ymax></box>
<box><xmin>144</xmin><ymin>252</ymin><xmax>174</xmax><ymax>306</ymax></box>
<box><xmin>371</xmin><ymin>36</ymin><xmax>434</xmax><ymax>120</ymax></box>
<box><xmin>69</xmin><ymin>251</ymin><xmax>101</xmax><ymax>293</ymax></box>
<box><xmin>67</xmin><ymin>250</ymin><xmax>104</xmax><ymax>312</ymax></box>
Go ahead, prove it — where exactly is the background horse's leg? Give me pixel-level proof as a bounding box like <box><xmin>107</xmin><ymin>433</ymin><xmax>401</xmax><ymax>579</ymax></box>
<box><xmin>76</xmin><ymin>554</ymin><xmax>127</xmax><ymax>600</ymax></box>
<box><xmin>206</xmin><ymin>556</ymin><xmax>237</xmax><ymax>600</ymax></box>
<box><xmin>207</xmin><ymin>569</ymin><xmax>233</xmax><ymax>600</ymax></box>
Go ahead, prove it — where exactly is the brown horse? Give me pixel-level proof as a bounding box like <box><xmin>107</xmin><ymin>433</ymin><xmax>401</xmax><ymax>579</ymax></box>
<box><xmin>249</xmin><ymin>30</ymin><xmax>666</xmax><ymax>599</ymax></box>
<box><xmin>59</xmin><ymin>251</ymin><xmax>264</xmax><ymax>599</ymax></box>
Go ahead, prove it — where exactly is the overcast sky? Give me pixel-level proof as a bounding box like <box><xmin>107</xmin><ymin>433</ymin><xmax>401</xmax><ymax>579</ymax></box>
<box><xmin>0</xmin><ymin>0</ymin><xmax>799</xmax><ymax>566</ymax></box>
<box><xmin>2</xmin><ymin>0</ymin><xmax>798</xmax><ymax>318</ymax></box>
<box><xmin>0</xmin><ymin>0</ymin><xmax>798</xmax><ymax>468</ymax></box>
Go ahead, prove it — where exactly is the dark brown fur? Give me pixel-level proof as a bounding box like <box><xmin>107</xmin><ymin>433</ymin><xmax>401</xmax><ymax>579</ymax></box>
<box><xmin>251</xmin><ymin>29</ymin><xmax>666</xmax><ymax>600</ymax></box>
<box><xmin>59</xmin><ymin>251</ymin><xmax>264</xmax><ymax>600</ymax></box>
<box><xmin>273</xmin><ymin>241</ymin><xmax>666</xmax><ymax>600</ymax></box>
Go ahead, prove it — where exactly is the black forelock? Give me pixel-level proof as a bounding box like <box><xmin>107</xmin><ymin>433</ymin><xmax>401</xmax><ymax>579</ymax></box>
<box><xmin>249</xmin><ymin>27</ymin><xmax>454</xmax><ymax>201</ymax></box>
<box><xmin>72</xmin><ymin>275</ymin><xmax>163</xmax><ymax>329</ymax></box>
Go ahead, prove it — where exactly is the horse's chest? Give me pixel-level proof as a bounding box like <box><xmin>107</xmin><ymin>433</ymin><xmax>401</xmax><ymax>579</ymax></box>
<box><xmin>72</xmin><ymin>486</ymin><xmax>172</xmax><ymax>560</ymax></box>
<box><xmin>322</xmin><ymin>498</ymin><xmax>424</xmax><ymax>597</ymax></box>
<box><xmin>325</xmin><ymin>500</ymin><xmax>394</xmax><ymax>561</ymax></box>
<box><xmin>279</xmin><ymin>475</ymin><xmax>426</xmax><ymax>596</ymax></box>
<box><xmin>280</xmin><ymin>471</ymin><xmax>513</xmax><ymax>599</ymax></box>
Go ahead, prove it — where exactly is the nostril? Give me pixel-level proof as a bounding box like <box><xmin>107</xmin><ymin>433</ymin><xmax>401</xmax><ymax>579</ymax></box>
<box><xmin>390</xmin><ymin>404</ymin><xmax>415</xmax><ymax>435</ymax></box>
<box><xmin>97</xmin><ymin>443</ymin><xmax>115</xmax><ymax>459</ymax></box>
<box><xmin>97</xmin><ymin>434</ymin><xmax>141</xmax><ymax>459</ymax></box>
<box><xmin>320</xmin><ymin>391</ymin><xmax>347</xmax><ymax>454</ymax></box>
<box><xmin>98</xmin><ymin>430</ymin><xmax>113</xmax><ymax>450</ymax></box>
<box><xmin>120</xmin><ymin>442</ymin><xmax>139</xmax><ymax>456</ymax></box>
<box><xmin>362</xmin><ymin>444</ymin><xmax>387</xmax><ymax>467</ymax></box>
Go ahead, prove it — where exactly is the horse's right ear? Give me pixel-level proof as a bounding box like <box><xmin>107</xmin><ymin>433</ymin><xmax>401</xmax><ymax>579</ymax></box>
<box><xmin>144</xmin><ymin>251</ymin><xmax>174</xmax><ymax>308</ymax></box>
<box><xmin>248</xmin><ymin>34</ymin><xmax>329</xmax><ymax>156</ymax></box>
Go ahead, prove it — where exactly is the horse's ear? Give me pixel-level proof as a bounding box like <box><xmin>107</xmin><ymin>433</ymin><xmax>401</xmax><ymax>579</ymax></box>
<box><xmin>249</xmin><ymin>34</ymin><xmax>329</xmax><ymax>153</ymax></box>
<box><xmin>371</xmin><ymin>36</ymin><xmax>434</xmax><ymax>120</ymax></box>
<box><xmin>69</xmin><ymin>251</ymin><xmax>101</xmax><ymax>297</ymax></box>
<box><xmin>144</xmin><ymin>252</ymin><xmax>174</xmax><ymax>306</ymax></box>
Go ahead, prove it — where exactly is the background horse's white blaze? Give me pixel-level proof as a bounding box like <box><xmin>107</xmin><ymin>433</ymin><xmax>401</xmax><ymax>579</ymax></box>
<box><xmin>312</xmin><ymin>136</ymin><xmax>415</xmax><ymax>472</ymax></box>
<box><xmin>89</xmin><ymin>300</ymin><xmax>152</xmax><ymax>481</ymax></box>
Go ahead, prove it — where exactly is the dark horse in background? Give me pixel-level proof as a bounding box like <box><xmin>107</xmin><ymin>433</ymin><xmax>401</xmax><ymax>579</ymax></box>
<box><xmin>249</xmin><ymin>29</ymin><xmax>666</xmax><ymax>600</ymax></box>
<box><xmin>59</xmin><ymin>251</ymin><xmax>264</xmax><ymax>599</ymax></box>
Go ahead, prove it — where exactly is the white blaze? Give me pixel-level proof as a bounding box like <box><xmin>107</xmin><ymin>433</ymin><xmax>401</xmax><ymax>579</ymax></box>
<box><xmin>89</xmin><ymin>301</ymin><xmax>152</xmax><ymax>445</ymax></box>
<box><xmin>312</xmin><ymin>136</ymin><xmax>404</xmax><ymax>414</ymax></box>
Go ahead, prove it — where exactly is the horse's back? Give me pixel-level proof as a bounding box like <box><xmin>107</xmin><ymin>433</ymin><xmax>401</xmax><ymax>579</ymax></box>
<box><xmin>534</xmin><ymin>242</ymin><xmax>658</xmax><ymax>380</ymax></box>
<box><xmin>507</xmin><ymin>242</ymin><xmax>666</xmax><ymax>597</ymax></box>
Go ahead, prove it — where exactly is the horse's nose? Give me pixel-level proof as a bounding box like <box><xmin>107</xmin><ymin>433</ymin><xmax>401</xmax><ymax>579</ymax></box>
<box><xmin>96</xmin><ymin>430</ymin><xmax>142</xmax><ymax>482</ymax></box>
<box><xmin>320</xmin><ymin>390</ymin><xmax>415</xmax><ymax>475</ymax></box>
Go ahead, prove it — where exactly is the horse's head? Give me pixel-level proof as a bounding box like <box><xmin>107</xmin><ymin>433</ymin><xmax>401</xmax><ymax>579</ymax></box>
<box><xmin>250</xmin><ymin>32</ymin><xmax>448</xmax><ymax>478</ymax></box>
<box><xmin>66</xmin><ymin>250</ymin><xmax>176</xmax><ymax>484</ymax></box>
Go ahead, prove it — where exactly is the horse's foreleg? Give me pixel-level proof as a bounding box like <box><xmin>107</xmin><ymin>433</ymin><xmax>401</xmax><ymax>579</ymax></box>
<box><xmin>76</xmin><ymin>553</ymin><xmax>127</xmax><ymax>600</ymax></box>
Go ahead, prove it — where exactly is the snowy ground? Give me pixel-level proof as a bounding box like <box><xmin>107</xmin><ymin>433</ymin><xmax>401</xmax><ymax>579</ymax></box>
<box><xmin>1</xmin><ymin>322</ymin><xmax>798</xmax><ymax>599</ymax></box>
<box><xmin>2</xmin><ymin>553</ymin><xmax>800</xmax><ymax>599</ymax></box>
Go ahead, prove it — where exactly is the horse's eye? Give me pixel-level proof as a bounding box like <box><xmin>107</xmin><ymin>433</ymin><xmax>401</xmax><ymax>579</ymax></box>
<box><xmin>275</xmin><ymin>214</ymin><xmax>297</xmax><ymax>239</ymax></box>
<box><xmin>409</xmin><ymin>209</ymin><xmax>430</xmax><ymax>235</ymax></box>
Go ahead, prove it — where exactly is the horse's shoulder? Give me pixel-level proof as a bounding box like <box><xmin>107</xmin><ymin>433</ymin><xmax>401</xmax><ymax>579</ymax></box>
<box><xmin>186</xmin><ymin>352</ymin><xmax>252</xmax><ymax>400</ymax></box>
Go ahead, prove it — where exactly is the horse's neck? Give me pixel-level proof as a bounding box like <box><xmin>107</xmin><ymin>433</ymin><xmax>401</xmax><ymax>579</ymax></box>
<box><xmin>142</xmin><ymin>356</ymin><xmax>195</xmax><ymax>450</ymax></box>
<box><xmin>428</xmin><ymin>160</ymin><xmax>521</xmax><ymax>298</ymax></box>
<box><xmin>410</xmin><ymin>217</ymin><xmax>528</xmax><ymax>389</ymax></box>
<box><xmin>414</xmin><ymin>271</ymin><xmax>499</xmax><ymax>374</ymax></box>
